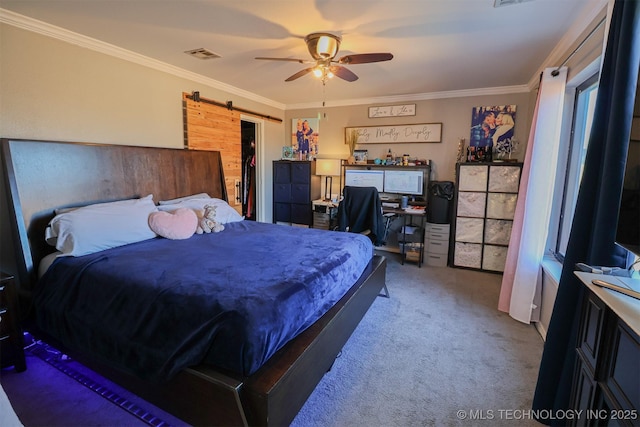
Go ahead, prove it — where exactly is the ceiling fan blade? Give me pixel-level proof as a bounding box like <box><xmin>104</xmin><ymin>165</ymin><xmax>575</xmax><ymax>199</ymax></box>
<box><xmin>285</xmin><ymin>68</ymin><xmax>314</xmax><ymax>82</ymax></box>
<box><xmin>255</xmin><ymin>57</ymin><xmax>312</xmax><ymax>64</ymax></box>
<box><xmin>330</xmin><ymin>66</ymin><xmax>358</xmax><ymax>82</ymax></box>
<box><xmin>338</xmin><ymin>53</ymin><xmax>394</xmax><ymax>65</ymax></box>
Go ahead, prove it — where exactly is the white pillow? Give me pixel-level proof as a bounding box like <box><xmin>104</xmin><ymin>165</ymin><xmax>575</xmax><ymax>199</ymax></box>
<box><xmin>45</xmin><ymin>195</ymin><xmax>158</xmax><ymax>257</ymax></box>
<box><xmin>158</xmin><ymin>193</ymin><xmax>211</xmax><ymax>205</ymax></box>
<box><xmin>157</xmin><ymin>197</ymin><xmax>243</xmax><ymax>224</ymax></box>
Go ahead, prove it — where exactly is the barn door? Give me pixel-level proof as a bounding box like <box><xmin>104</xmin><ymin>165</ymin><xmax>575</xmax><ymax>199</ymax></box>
<box><xmin>183</xmin><ymin>93</ymin><xmax>242</xmax><ymax>213</ymax></box>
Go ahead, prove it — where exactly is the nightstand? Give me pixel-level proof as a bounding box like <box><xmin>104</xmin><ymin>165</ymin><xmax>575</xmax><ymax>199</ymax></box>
<box><xmin>1</xmin><ymin>272</ymin><xmax>26</xmax><ymax>372</ymax></box>
<box><xmin>312</xmin><ymin>199</ymin><xmax>338</xmax><ymax>230</ymax></box>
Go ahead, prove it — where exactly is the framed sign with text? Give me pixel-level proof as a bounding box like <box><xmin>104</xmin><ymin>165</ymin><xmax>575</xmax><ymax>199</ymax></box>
<box><xmin>368</xmin><ymin>104</ymin><xmax>416</xmax><ymax>118</ymax></box>
<box><xmin>345</xmin><ymin>123</ymin><xmax>442</xmax><ymax>144</ymax></box>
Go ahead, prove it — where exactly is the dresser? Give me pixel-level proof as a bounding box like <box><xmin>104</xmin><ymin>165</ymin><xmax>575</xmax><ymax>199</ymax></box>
<box><xmin>452</xmin><ymin>162</ymin><xmax>522</xmax><ymax>272</ymax></box>
<box><xmin>273</xmin><ymin>161</ymin><xmax>321</xmax><ymax>226</ymax></box>
<box><xmin>571</xmin><ymin>272</ymin><xmax>639</xmax><ymax>426</ymax></box>
<box><xmin>0</xmin><ymin>272</ymin><xmax>26</xmax><ymax>371</ymax></box>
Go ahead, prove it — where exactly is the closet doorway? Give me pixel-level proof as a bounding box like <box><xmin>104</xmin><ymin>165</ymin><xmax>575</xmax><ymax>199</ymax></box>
<box><xmin>241</xmin><ymin>119</ymin><xmax>259</xmax><ymax>221</ymax></box>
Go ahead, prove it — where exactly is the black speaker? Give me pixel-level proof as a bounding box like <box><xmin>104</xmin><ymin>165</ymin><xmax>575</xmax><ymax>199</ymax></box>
<box><xmin>427</xmin><ymin>181</ymin><xmax>454</xmax><ymax>224</ymax></box>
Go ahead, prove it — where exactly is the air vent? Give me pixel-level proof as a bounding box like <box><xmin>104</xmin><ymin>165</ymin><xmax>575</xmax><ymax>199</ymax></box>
<box><xmin>494</xmin><ymin>0</ymin><xmax>534</xmax><ymax>7</ymax></box>
<box><xmin>184</xmin><ymin>48</ymin><xmax>221</xmax><ymax>60</ymax></box>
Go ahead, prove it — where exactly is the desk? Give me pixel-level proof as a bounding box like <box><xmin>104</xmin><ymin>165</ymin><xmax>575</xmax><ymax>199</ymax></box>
<box><xmin>382</xmin><ymin>206</ymin><xmax>427</xmax><ymax>267</ymax></box>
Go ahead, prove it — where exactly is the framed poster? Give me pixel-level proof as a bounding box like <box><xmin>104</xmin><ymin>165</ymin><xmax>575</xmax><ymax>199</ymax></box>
<box><xmin>345</xmin><ymin>123</ymin><xmax>442</xmax><ymax>144</ymax></box>
<box><xmin>292</xmin><ymin>117</ymin><xmax>320</xmax><ymax>155</ymax></box>
<box><xmin>469</xmin><ymin>105</ymin><xmax>516</xmax><ymax>152</ymax></box>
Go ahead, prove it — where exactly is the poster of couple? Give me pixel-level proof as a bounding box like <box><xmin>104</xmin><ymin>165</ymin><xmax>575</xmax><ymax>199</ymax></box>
<box><xmin>292</xmin><ymin>118</ymin><xmax>320</xmax><ymax>156</ymax></box>
<box><xmin>469</xmin><ymin>105</ymin><xmax>516</xmax><ymax>152</ymax></box>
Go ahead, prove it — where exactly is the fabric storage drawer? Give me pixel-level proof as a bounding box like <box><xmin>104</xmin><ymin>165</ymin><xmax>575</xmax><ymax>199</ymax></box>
<box><xmin>291</xmin><ymin>203</ymin><xmax>311</xmax><ymax>225</ymax></box>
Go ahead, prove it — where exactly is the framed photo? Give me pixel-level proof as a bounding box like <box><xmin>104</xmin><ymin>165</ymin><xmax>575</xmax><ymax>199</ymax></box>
<box><xmin>353</xmin><ymin>149</ymin><xmax>368</xmax><ymax>164</ymax></box>
<box><xmin>282</xmin><ymin>146</ymin><xmax>294</xmax><ymax>159</ymax></box>
<box><xmin>292</xmin><ymin>117</ymin><xmax>320</xmax><ymax>155</ymax></box>
<box><xmin>368</xmin><ymin>104</ymin><xmax>416</xmax><ymax>118</ymax></box>
<box><xmin>470</xmin><ymin>105</ymin><xmax>517</xmax><ymax>152</ymax></box>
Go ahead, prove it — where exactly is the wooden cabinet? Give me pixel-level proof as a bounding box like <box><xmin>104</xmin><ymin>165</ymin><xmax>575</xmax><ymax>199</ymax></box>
<box><xmin>0</xmin><ymin>272</ymin><xmax>26</xmax><ymax>371</ymax></box>
<box><xmin>571</xmin><ymin>273</ymin><xmax>640</xmax><ymax>426</ymax></box>
<box><xmin>452</xmin><ymin>162</ymin><xmax>522</xmax><ymax>272</ymax></box>
<box><xmin>273</xmin><ymin>161</ymin><xmax>320</xmax><ymax>226</ymax></box>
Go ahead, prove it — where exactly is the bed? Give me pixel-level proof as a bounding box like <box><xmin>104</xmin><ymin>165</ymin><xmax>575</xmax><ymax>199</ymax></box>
<box><xmin>1</xmin><ymin>138</ymin><xmax>387</xmax><ymax>426</ymax></box>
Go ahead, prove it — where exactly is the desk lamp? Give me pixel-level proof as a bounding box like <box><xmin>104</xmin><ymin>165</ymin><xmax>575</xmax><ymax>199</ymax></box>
<box><xmin>315</xmin><ymin>158</ymin><xmax>342</xmax><ymax>201</ymax></box>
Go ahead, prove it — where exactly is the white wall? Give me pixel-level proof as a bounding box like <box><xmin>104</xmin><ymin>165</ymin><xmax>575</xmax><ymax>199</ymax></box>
<box><xmin>286</xmin><ymin>92</ymin><xmax>533</xmax><ymax>195</ymax></box>
<box><xmin>0</xmin><ymin>24</ymin><xmax>284</xmax><ymax>148</ymax></box>
<box><xmin>0</xmin><ymin>23</ymin><xmax>285</xmax><ymax>275</ymax></box>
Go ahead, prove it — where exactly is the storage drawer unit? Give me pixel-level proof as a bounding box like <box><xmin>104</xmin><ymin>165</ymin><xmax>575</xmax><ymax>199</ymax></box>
<box><xmin>452</xmin><ymin>162</ymin><xmax>522</xmax><ymax>272</ymax></box>
<box><xmin>425</xmin><ymin>222</ymin><xmax>450</xmax><ymax>267</ymax></box>
<box><xmin>273</xmin><ymin>161</ymin><xmax>321</xmax><ymax>226</ymax></box>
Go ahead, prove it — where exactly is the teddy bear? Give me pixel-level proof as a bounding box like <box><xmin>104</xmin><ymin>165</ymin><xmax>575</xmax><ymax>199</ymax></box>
<box><xmin>196</xmin><ymin>204</ymin><xmax>225</xmax><ymax>234</ymax></box>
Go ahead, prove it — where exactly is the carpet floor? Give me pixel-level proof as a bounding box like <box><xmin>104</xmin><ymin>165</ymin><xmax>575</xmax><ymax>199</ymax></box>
<box><xmin>1</xmin><ymin>254</ymin><xmax>544</xmax><ymax>426</ymax></box>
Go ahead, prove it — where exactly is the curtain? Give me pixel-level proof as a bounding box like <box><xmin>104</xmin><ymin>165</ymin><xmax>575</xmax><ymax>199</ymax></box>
<box><xmin>498</xmin><ymin>68</ymin><xmax>567</xmax><ymax>323</ymax></box>
<box><xmin>532</xmin><ymin>0</ymin><xmax>640</xmax><ymax>422</ymax></box>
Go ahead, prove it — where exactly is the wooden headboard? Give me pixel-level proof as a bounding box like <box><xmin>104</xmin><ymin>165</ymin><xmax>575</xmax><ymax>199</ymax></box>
<box><xmin>1</xmin><ymin>139</ymin><xmax>227</xmax><ymax>293</ymax></box>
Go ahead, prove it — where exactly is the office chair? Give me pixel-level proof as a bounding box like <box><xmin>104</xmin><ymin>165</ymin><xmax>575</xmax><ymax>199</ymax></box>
<box><xmin>337</xmin><ymin>186</ymin><xmax>389</xmax><ymax>297</ymax></box>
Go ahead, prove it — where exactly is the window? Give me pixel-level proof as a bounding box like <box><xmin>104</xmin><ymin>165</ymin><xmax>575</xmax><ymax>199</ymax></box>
<box><xmin>553</xmin><ymin>74</ymin><xmax>599</xmax><ymax>260</ymax></box>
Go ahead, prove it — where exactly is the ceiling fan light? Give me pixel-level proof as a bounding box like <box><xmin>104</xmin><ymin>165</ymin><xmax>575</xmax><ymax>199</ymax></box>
<box><xmin>326</xmin><ymin>70</ymin><xmax>335</xmax><ymax>79</ymax></box>
<box><xmin>316</xmin><ymin>35</ymin><xmax>339</xmax><ymax>58</ymax></box>
<box><xmin>305</xmin><ymin>32</ymin><xmax>341</xmax><ymax>60</ymax></box>
<box><xmin>313</xmin><ymin>68</ymin><xmax>323</xmax><ymax>78</ymax></box>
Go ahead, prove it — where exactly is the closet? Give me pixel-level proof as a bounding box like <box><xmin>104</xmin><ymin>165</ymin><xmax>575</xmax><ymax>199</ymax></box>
<box><xmin>241</xmin><ymin>121</ymin><xmax>257</xmax><ymax>220</ymax></box>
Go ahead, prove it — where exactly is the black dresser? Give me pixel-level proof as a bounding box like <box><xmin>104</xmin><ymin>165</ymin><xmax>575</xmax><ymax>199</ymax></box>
<box><xmin>571</xmin><ymin>272</ymin><xmax>639</xmax><ymax>426</ymax></box>
<box><xmin>0</xmin><ymin>272</ymin><xmax>26</xmax><ymax>371</ymax></box>
<box><xmin>273</xmin><ymin>160</ymin><xmax>321</xmax><ymax>226</ymax></box>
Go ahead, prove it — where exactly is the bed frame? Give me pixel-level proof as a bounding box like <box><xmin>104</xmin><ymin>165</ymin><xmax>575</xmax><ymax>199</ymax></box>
<box><xmin>1</xmin><ymin>138</ymin><xmax>387</xmax><ymax>426</ymax></box>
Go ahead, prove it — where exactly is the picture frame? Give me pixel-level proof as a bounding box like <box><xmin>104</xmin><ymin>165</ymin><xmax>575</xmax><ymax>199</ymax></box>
<box><xmin>282</xmin><ymin>146</ymin><xmax>294</xmax><ymax>159</ymax></box>
<box><xmin>470</xmin><ymin>105</ymin><xmax>516</xmax><ymax>152</ymax></box>
<box><xmin>368</xmin><ymin>104</ymin><xmax>416</xmax><ymax>118</ymax></box>
<box><xmin>292</xmin><ymin>117</ymin><xmax>320</xmax><ymax>156</ymax></box>
<box><xmin>353</xmin><ymin>149</ymin><xmax>368</xmax><ymax>164</ymax></box>
<box><xmin>345</xmin><ymin>123</ymin><xmax>442</xmax><ymax>144</ymax></box>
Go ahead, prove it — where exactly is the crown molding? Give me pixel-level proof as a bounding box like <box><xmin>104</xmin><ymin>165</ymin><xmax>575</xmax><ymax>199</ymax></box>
<box><xmin>2</xmin><ymin>5</ymin><xmax>602</xmax><ymax>113</ymax></box>
<box><xmin>285</xmin><ymin>84</ymin><xmax>531</xmax><ymax>110</ymax></box>
<box><xmin>526</xmin><ymin>0</ymin><xmax>608</xmax><ymax>90</ymax></box>
<box><xmin>0</xmin><ymin>8</ymin><xmax>286</xmax><ymax>111</ymax></box>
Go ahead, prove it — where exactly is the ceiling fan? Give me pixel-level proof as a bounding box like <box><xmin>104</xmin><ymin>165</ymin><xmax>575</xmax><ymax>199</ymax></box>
<box><xmin>255</xmin><ymin>32</ymin><xmax>393</xmax><ymax>83</ymax></box>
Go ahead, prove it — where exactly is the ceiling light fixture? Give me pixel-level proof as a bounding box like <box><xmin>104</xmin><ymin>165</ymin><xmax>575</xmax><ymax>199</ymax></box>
<box><xmin>305</xmin><ymin>33</ymin><xmax>341</xmax><ymax>60</ymax></box>
<box><xmin>312</xmin><ymin>65</ymin><xmax>335</xmax><ymax>84</ymax></box>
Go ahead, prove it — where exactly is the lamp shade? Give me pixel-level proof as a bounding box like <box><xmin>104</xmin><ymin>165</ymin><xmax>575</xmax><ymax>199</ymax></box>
<box><xmin>315</xmin><ymin>158</ymin><xmax>342</xmax><ymax>176</ymax></box>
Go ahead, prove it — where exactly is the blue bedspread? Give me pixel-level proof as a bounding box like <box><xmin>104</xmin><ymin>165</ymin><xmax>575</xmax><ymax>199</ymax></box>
<box><xmin>35</xmin><ymin>221</ymin><xmax>373</xmax><ymax>382</ymax></box>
